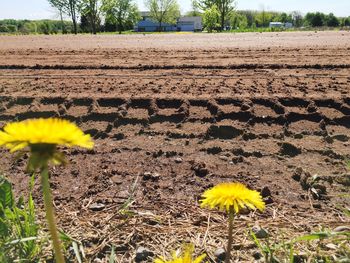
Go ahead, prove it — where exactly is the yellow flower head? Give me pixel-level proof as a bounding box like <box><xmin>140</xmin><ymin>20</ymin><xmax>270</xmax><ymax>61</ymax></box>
<box><xmin>0</xmin><ymin>118</ymin><xmax>93</xmax><ymax>170</ymax></box>
<box><xmin>0</xmin><ymin>118</ymin><xmax>93</xmax><ymax>152</ymax></box>
<box><xmin>154</xmin><ymin>244</ymin><xmax>206</xmax><ymax>263</ymax></box>
<box><xmin>200</xmin><ymin>182</ymin><xmax>265</xmax><ymax>214</ymax></box>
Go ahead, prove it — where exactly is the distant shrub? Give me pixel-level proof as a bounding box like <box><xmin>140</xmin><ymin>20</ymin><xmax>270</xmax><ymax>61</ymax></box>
<box><xmin>6</xmin><ymin>24</ymin><xmax>17</xmax><ymax>32</ymax></box>
<box><xmin>0</xmin><ymin>19</ymin><xmax>74</xmax><ymax>34</ymax></box>
<box><xmin>38</xmin><ymin>21</ymin><xmax>53</xmax><ymax>35</ymax></box>
<box><xmin>0</xmin><ymin>24</ymin><xmax>9</xmax><ymax>32</ymax></box>
<box><xmin>19</xmin><ymin>22</ymin><xmax>38</xmax><ymax>34</ymax></box>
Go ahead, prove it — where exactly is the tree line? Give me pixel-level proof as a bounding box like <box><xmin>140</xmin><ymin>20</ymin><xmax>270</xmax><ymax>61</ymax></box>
<box><xmin>0</xmin><ymin>0</ymin><xmax>349</xmax><ymax>34</ymax></box>
<box><xmin>0</xmin><ymin>19</ymin><xmax>74</xmax><ymax>34</ymax></box>
<box><xmin>232</xmin><ymin>10</ymin><xmax>350</xmax><ymax>28</ymax></box>
<box><xmin>197</xmin><ymin>0</ymin><xmax>350</xmax><ymax>32</ymax></box>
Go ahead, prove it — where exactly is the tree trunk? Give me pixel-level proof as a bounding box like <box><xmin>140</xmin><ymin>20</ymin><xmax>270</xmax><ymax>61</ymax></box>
<box><xmin>92</xmin><ymin>22</ymin><xmax>97</xmax><ymax>34</ymax></box>
<box><xmin>90</xmin><ymin>1</ymin><xmax>97</xmax><ymax>34</ymax></box>
<box><xmin>221</xmin><ymin>3</ymin><xmax>225</xmax><ymax>31</ymax></box>
<box><xmin>59</xmin><ymin>9</ymin><xmax>65</xmax><ymax>34</ymax></box>
<box><xmin>221</xmin><ymin>14</ymin><xmax>225</xmax><ymax>31</ymax></box>
<box><xmin>90</xmin><ymin>15</ymin><xmax>96</xmax><ymax>34</ymax></box>
<box><xmin>118</xmin><ymin>16</ymin><xmax>122</xmax><ymax>34</ymax></box>
<box><xmin>159</xmin><ymin>20</ymin><xmax>162</xmax><ymax>32</ymax></box>
<box><xmin>70</xmin><ymin>0</ymin><xmax>78</xmax><ymax>34</ymax></box>
<box><xmin>73</xmin><ymin>17</ymin><xmax>77</xmax><ymax>34</ymax></box>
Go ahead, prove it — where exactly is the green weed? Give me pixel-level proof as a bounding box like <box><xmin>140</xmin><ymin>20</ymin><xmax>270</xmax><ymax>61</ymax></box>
<box><xmin>109</xmin><ymin>246</ymin><xmax>116</xmax><ymax>263</ymax></box>
<box><xmin>0</xmin><ymin>175</ymin><xmax>42</xmax><ymax>262</ymax></box>
<box><xmin>251</xmin><ymin>228</ymin><xmax>350</xmax><ymax>262</ymax></box>
<box><xmin>60</xmin><ymin>231</ymin><xmax>86</xmax><ymax>263</ymax></box>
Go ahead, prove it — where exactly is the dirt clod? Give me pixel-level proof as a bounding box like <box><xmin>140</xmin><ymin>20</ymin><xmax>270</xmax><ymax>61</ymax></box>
<box><xmin>335</xmin><ymin>173</ymin><xmax>350</xmax><ymax>186</ymax></box>
<box><xmin>174</xmin><ymin>157</ymin><xmax>183</xmax><ymax>163</ymax></box>
<box><xmin>207</xmin><ymin>125</ymin><xmax>242</xmax><ymax>139</ymax></box>
<box><xmin>214</xmin><ymin>248</ymin><xmax>226</xmax><ymax>262</ymax></box>
<box><xmin>135</xmin><ymin>247</ymin><xmax>153</xmax><ymax>262</ymax></box>
<box><xmin>89</xmin><ymin>203</ymin><xmax>106</xmax><ymax>211</ymax></box>
<box><xmin>261</xmin><ymin>186</ymin><xmax>272</xmax><ymax>198</ymax></box>
<box><xmin>279</xmin><ymin>142</ymin><xmax>302</xmax><ymax>157</ymax></box>
<box><xmin>252</xmin><ymin>225</ymin><xmax>269</xmax><ymax>239</ymax></box>
<box><xmin>142</xmin><ymin>172</ymin><xmax>160</xmax><ymax>181</ymax></box>
<box><xmin>191</xmin><ymin>161</ymin><xmax>209</xmax><ymax>177</ymax></box>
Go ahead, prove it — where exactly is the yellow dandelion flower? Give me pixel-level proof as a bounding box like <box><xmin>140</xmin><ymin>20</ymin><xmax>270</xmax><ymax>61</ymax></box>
<box><xmin>154</xmin><ymin>244</ymin><xmax>206</xmax><ymax>263</ymax></box>
<box><xmin>200</xmin><ymin>182</ymin><xmax>265</xmax><ymax>214</ymax></box>
<box><xmin>0</xmin><ymin>118</ymin><xmax>93</xmax><ymax>152</ymax></box>
<box><xmin>0</xmin><ymin>118</ymin><xmax>93</xmax><ymax>263</ymax></box>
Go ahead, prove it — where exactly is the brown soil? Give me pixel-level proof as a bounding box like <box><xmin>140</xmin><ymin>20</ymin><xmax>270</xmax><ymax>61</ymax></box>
<box><xmin>0</xmin><ymin>33</ymin><xmax>349</xmax><ymax>262</ymax></box>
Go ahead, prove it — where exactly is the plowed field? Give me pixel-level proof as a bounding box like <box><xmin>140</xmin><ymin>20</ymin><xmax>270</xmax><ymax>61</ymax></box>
<box><xmin>0</xmin><ymin>32</ymin><xmax>349</xmax><ymax>262</ymax></box>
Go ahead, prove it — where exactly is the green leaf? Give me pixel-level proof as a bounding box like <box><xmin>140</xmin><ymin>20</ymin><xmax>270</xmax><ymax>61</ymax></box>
<box><xmin>345</xmin><ymin>159</ymin><xmax>350</xmax><ymax>170</ymax></box>
<box><xmin>292</xmin><ymin>232</ymin><xmax>330</xmax><ymax>243</ymax></box>
<box><xmin>72</xmin><ymin>241</ymin><xmax>82</xmax><ymax>263</ymax></box>
<box><xmin>59</xmin><ymin>230</ymin><xmax>85</xmax><ymax>261</ymax></box>
<box><xmin>343</xmin><ymin>207</ymin><xmax>350</xmax><ymax>217</ymax></box>
<box><xmin>250</xmin><ymin>229</ymin><xmax>270</xmax><ymax>254</ymax></box>
<box><xmin>59</xmin><ymin>230</ymin><xmax>79</xmax><ymax>243</ymax></box>
<box><xmin>0</xmin><ymin>177</ymin><xmax>14</xmax><ymax>210</ymax></box>
<box><xmin>0</xmin><ymin>217</ymin><xmax>9</xmax><ymax>238</ymax></box>
<box><xmin>5</xmin><ymin>236</ymin><xmax>38</xmax><ymax>246</ymax></box>
<box><xmin>109</xmin><ymin>246</ymin><xmax>116</xmax><ymax>263</ymax></box>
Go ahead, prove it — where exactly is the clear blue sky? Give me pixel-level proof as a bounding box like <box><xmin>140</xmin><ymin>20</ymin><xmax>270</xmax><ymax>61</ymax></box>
<box><xmin>0</xmin><ymin>0</ymin><xmax>349</xmax><ymax>20</ymax></box>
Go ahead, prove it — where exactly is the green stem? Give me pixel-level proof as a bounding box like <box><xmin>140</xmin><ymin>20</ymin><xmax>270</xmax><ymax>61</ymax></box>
<box><xmin>40</xmin><ymin>165</ymin><xmax>65</xmax><ymax>263</ymax></box>
<box><xmin>225</xmin><ymin>207</ymin><xmax>234</xmax><ymax>263</ymax></box>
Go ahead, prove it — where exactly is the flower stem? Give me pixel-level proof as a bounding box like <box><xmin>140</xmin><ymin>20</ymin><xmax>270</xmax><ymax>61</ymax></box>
<box><xmin>225</xmin><ymin>207</ymin><xmax>234</xmax><ymax>263</ymax></box>
<box><xmin>40</xmin><ymin>165</ymin><xmax>65</xmax><ymax>263</ymax></box>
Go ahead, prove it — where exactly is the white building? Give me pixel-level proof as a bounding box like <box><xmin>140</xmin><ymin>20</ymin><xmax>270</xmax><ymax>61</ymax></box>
<box><xmin>285</xmin><ymin>22</ymin><xmax>293</xmax><ymax>28</ymax></box>
<box><xmin>177</xmin><ymin>17</ymin><xmax>202</xmax><ymax>32</ymax></box>
<box><xmin>269</xmin><ymin>22</ymin><xmax>283</xmax><ymax>28</ymax></box>
<box><xmin>269</xmin><ymin>22</ymin><xmax>293</xmax><ymax>28</ymax></box>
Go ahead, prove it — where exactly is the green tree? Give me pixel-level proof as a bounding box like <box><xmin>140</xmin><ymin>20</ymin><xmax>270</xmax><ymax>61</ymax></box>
<box><xmin>239</xmin><ymin>10</ymin><xmax>256</xmax><ymax>27</ymax></box>
<box><xmin>0</xmin><ymin>24</ymin><xmax>9</xmax><ymax>32</ymax></box>
<box><xmin>276</xmin><ymin>12</ymin><xmax>287</xmax><ymax>23</ymax></box>
<box><xmin>195</xmin><ymin>0</ymin><xmax>235</xmax><ymax>30</ymax></box>
<box><xmin>145</xmin><ymin>0</ymin><xmax>180</xmax><ymax>31</ymax></box>
<box><xmin>102</xmin><ymin>0</ymin><xmax>139</xmax><ymax>34</ymax></box>
<box><xmin>203</xmin><ymin>4</ymin><xmax>219</xmax><ymax>32</ymax></box>
<box><xmin>304</xmin><ymin>12</ymin><xmax>325</xmax><ymax>27</ymax></box>
<box><xmin>80</xmin><ymin>13</ymin><xmax>91</xmax><ymax>32</ymax></box>
<box><xmin>81</xmin><ymin>0</ymin><xmax>101</xmax><ymax>34</ymax></box>
<box><xmin>230</xmin><ymin>12</ymin><xmax>247</xmax><ymax>29</ymax></box>
<box><xmin>345</xmin><ymin>17</ymin><xmax>350</xmax><ymax>26</ymax></box>
<box><xmin>216</xmin><ymin>0</ymin><xmax>235</xmax><ymax>30</ymax></box>
<box><xmin>8</xmin><ymin>24</ymin><xmax>18</xmax><ymax>33</ymax></box>
<box><xmin>104</xmin><ymin>11</ymin><xmax>117</xmax><ymax>31</ymax></box>
<box><xmin>0</xmin><ymin>19</ymin><xmax>74</xmax><ymax>34</ymax></box>
<box><xmin>19</xmin><ymin>22</ymin><xmax>38</xmax><ymax>34</ymax></box>
<box><xmin>48</xmin><ymin>0</ymin><xmax>81</xmax><ymax>34</ymax></box>
<box><xmin>38</xmin><ymin>21</ymin><xmax>53</xmax><ymax>34</ymax></box>
<box><xmin>273</xmin><ymin>12</ymin><xmax>292</xmax><ymax>23</ymax></box>
<box><xmin>291</xmin><ymin>11</ymin><xmax>303</xmax><ymax>27</ymax></box>
<box><xmin>48</xmin><ymin>0</ymin><xmax>66</xmax><ymax>33</ymax></box>
<box><xmin>326</xmin><ymin>13</ymin><xmax>339</xmax><ymax>27</ymax></box>
<box><xmin>255</xmin><ymin>8</ymin><xmax>273</xmax><ymax>27</ymax></box>
<box><xmin>67</xmin><ymin>0</ymin><xmax>82</xmax><ymax>34</ymax></box>
<box><xmin>186</xmin><ymin>0</ymin><xmax>202</xmax><ymax>17</ymax></box>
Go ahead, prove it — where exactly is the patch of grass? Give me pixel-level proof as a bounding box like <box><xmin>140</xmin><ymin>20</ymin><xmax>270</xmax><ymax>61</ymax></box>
<box><xmin>109</xmin><ymin>245</ymin><xmax>116</xmax><ymax>263</ymax></box>
<box><xmin>60</xmin><ymin>231</ymin><xmax>86</xmax><ymax>263</ymax></box>
<box><xmin>251</xmin><ymin>228</ymin><xmax>350</xmax><ymax>262</ymax></box>
<box><xmin>0</xmin><ymin>175</ymin><xmax>43</xmax><ymax>262</ymax></box>
<box><xmin>344</xmin><ymin>159</ymin><xmax>350</xmax><ymax>171</ymax></box>
<box><xmin>118</xmin><ymin>175</ymin><xmax>140</xmax><ymax>215</ymax></box>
